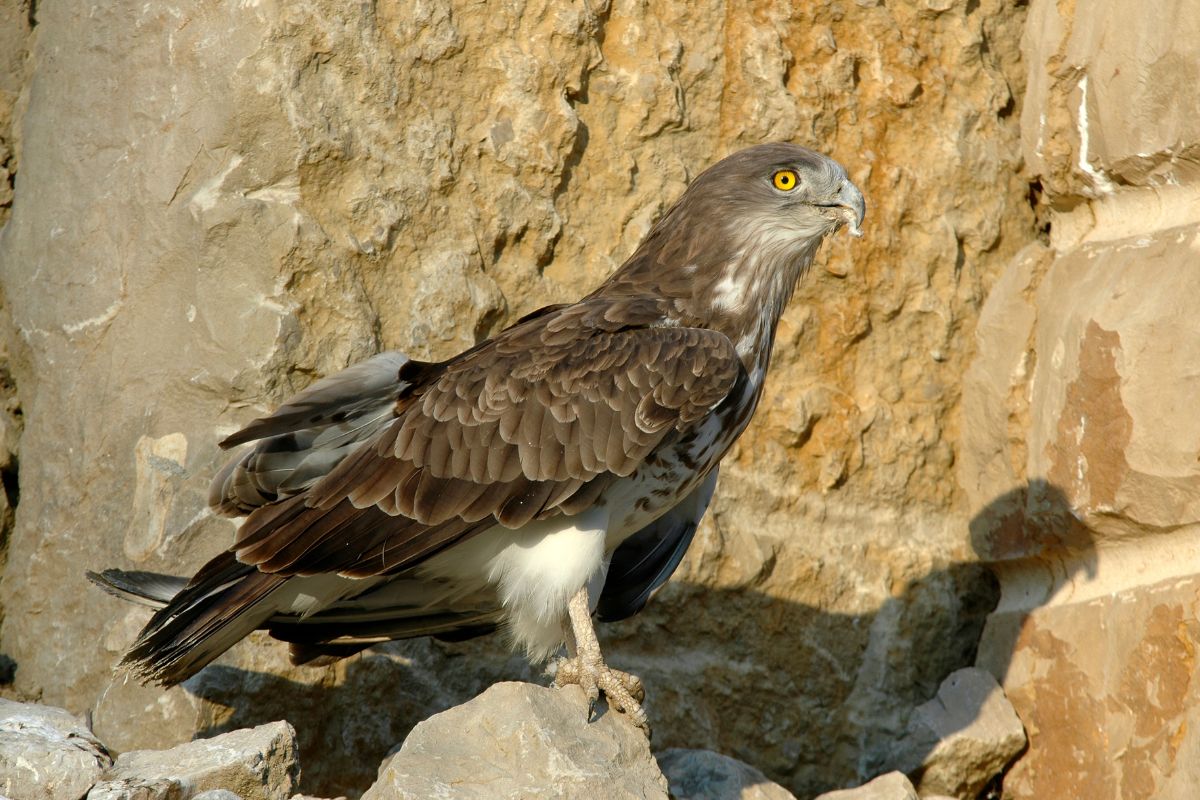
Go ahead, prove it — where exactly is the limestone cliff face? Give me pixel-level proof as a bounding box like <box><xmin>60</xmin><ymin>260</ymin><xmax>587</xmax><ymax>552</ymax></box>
<box><xmin>2</xmin><ymin>0</ymin><xmax>1183</xmax><ymax>798</ymax></box>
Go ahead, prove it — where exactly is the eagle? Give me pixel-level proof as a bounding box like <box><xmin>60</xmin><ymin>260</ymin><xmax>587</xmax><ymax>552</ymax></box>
<box><xmin>90</xmin><ymin>142</ymin><xmax>865</xmax><ymax>732</ymax></box>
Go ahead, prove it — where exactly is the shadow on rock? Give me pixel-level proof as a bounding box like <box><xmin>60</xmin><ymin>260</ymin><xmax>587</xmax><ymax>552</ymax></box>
<box><xmin>187</xmin><ymin>639</ymin><xmax>538</xmax><ymax>796</ymax></box>
<box><xmin>599</xmin><ymin>479</ymin><xmax>1094</xmax><ymax>798</ymax></box>
<box><xmin>178</xmin><ymin>480</ymin><xmax>1092</xmax><ymax>799</ymax></box>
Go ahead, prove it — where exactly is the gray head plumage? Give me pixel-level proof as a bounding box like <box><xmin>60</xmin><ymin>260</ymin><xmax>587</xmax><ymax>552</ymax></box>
<box><xmin>599</xmin><ymin>142</ymin><xmax>866</xmax><ymax>361</ymax></box>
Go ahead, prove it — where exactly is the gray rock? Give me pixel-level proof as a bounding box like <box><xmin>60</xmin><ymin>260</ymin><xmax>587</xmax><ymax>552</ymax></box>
<box><xmin>900</xmin><ymin>668</ymin><xmax>1025</xmax><ymax>799</ymax></box>
<box><xmin>657</xmin><ymin>748</ymin><xmax>796</xmax><ymax>799</ymax></box>
<box><xmin>363</xmin><ymin>681</ymin><xmax>668</xmax><ymax>800</ymax></box>
<box><xmin>0</xmin><ymin>698</ymin><xmax>113</xmax><ymax>800</ymax></box>
<box><xmin>86</xmin><ymin>721</ymin><xmax>299</xmax><ymax>800</ymax></box>
<box><xmin>86</xmin><ymin>780</ymin><xmax>186</xmax><ymax>800</ymax></box>
<box><xmin>813</xmin><ymin>772</ymin><xmax>918</xmax><ymax>800</ymax></box>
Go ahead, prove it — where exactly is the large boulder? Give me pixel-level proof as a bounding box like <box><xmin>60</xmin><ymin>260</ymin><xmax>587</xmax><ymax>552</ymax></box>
<box><xmin>362</xmin><ymin>682</ymin><xmax>667</xmax><ymax>800</ymax></box>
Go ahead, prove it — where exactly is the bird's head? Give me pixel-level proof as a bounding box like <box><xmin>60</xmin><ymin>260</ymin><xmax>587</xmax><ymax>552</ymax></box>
<box><xmin>605</xmin><ymin>143</ymin><xmax>865</xmax><ymax>357</ymax></box>
<box><xmin>687</xmin><ymin>142</ymin><xmax>865</xmax><ymax>243</ymax></box>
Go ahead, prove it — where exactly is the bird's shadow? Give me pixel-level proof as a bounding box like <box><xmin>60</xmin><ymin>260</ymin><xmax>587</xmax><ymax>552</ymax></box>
<box><xmin>182</xmin><ymin>479</ymin><xmax>1093</xmax><ymax>799</ymax></box>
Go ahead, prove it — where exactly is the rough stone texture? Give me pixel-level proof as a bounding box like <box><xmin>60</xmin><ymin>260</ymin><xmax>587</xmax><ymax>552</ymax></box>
<box><xmin>0</xmin><ymin>327</ymin><xmax>19</xmax><ymax>639</ymax></box>
<box><xmin>957</xmin><ymin>1</ymin><xmax>1200</xmax><ymax>798</ymax></box>
<box><xmin>0</xmin><ymin>0</ymin><xmax>32</xmax><ymax>227</ymax></box>
<box><xmin>890</xmin><ymin>668</ymin><xmax>1024</xmax><ymax>799</ymax></box>
<box><xmin>87</xmin><ymin>720</ymin><xmax>299</xmax><ymax>800</ymax></box>
<box><xmin>0</xmin><ymin>0</ymin><xmax>32</xmax><ymax>666</ymax></box>
<box><xmin>812</xmin><ymin>772</ymin><xmax>918</xmax><ymax>800</ymax></box>
<box><xmin>658</xmin><ymin>748</ymin><xmax>797</xmax><ymax>800</ymax></box>
<box><xmin>964</xmin><ymin>230</ymin><xmax>1200</xmax><ymax>798</ymax></box>
<box><xmin>0</xmin><ymin>0</ymin><xmax>1038</xmax><ymax>797</ymax></box>
<box><xmin>1020</xmin><ymin>0</ymin><xmax>1200</xmax><ymax>202</ymax></box>
<box><xmin>362</xmin><ymin>682</ymin><xmax>667</xmax><ymax>800</ymax></box>
<box><xmin>0</xmin><ymin>698</ymin><xmax>113</xmax><ymax>800</ymax></box>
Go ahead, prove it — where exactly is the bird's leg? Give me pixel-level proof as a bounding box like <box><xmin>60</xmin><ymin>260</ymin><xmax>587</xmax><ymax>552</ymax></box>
<box><xmin>553</xmin><ymin>584</ymin><xmax>649</xmax><ymax>733</ymax></box>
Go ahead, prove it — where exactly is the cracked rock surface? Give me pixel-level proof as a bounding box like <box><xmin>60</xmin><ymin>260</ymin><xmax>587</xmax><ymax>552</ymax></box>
<box><xmin>0</xmin><ymin>698</ymin><xmax>113</xmax><ymax>800</ymax></box>
<box><xmin>87</xmin><ymin>721</ymin><xmax>300</xmax><ymax>800</ymax></box>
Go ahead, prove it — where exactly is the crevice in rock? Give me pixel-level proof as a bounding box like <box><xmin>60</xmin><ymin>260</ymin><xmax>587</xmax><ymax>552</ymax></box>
<box><xmin>0</xmin><ymin>455</ymin><xmax>17</xmax><ymax>514</ymax></box>
<box><xmin>0</xmin><ymin>359</ymin><xmax>17</xmax><ymax>669</ymax></box>
<box><xmin>1026</xmin><ymin>179</ymin><xmax>1051</xmax><ymax>242</ymax></box>
<box><xmin>548</xmin><ymin>0</ymin><xmax>613</xmax><ymax>211</ymax></box>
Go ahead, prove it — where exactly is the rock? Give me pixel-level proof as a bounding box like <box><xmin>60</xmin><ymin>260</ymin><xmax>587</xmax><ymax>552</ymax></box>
<box><xmin>87</xmin><ymin>721</ymin><xmax>299</xmax><ymax>800</ymax></box>
<box><xmin>963</xmin><ymin>234</ymin><xmax>1200</xmax><ymax>797</ymax></box>
<box><xmin>1021</xmin><ymin>0</ymin><xmax>1200</xmax><ymax>199</ymax></box>
<box><xmin>892</xmin><ymin>668</ymin><xmax>1024</xmax><ymax>798</ymax></box>
<box><xmin>658</xmin><ymin>748</ymin><xmax>797</xmax><ymax>799</ymax></box>
<box><xmin>956</xmin><ymin>3</ymin><xmax>1200</xmax><ymax>798</ymax></box>
<box><xmin>977</xmin><ymin>568</ymin><xmax>1200</xmax><ymax>800</ymax></box>
<box><xmin>813</xmin><ymin>772</ymin><xmax>918</xmax><ymax>800</ymax></box>
<box><xmin>362</xmin><ymin>682</ymin><xmax>667</xmax><ymax>800</ymax></box>
<box><xmin>0</xmin><ymin>698</ymin><xmax>112</xmax><ymax>800</ymax></box>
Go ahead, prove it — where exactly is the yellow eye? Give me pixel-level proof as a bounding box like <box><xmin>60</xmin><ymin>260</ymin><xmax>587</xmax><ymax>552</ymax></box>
<box><xmin>772</xmin><ymin>169</ymin><xmax>799</xmax><ymax>191</ymax></box>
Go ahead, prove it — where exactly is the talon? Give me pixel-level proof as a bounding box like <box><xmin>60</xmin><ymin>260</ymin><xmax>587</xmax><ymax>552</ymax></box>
<box><xmin>553</xmin><ymin>654</ymin><xmax>649</xmax><ymax>735</ymax></box>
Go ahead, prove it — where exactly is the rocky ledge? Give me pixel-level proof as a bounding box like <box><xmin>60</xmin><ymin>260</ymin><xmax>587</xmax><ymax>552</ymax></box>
<box><xmin>2</xmin><ymin>669</ymin><xmax>1024</xmax><ymax>800</ymax></box>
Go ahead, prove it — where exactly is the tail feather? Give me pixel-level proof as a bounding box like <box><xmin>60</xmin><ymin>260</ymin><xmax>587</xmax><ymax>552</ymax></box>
<box><xmin>88</xmin><ymin>555</ymin><xmax>506</xmax><ymax>683</ymax></box>
<box><xmin>86</xmin><ymin>570</ymin><xmax>186</xmax><ymax>608</ymax></box>
<box><xmin>89</xmin><ymin>552</ymin><xmax>288</xmax><ymax>686</ymax></box>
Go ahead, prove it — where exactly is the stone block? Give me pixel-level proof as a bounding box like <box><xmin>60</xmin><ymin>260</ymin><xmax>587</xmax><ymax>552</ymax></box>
<box><xmin>0</xmin><ymin>699</ymin><xmax>112</xmax><ymax>800</ymax></box>
<box><xmin>87</xmin><ymin>721</ymin><xmax>299</xmax><ymax>800</ymax></box>
<box><xmin>1022</xmin><ymin>0</ymin><xmax>1200</xmax><ymax>198</ymax></box>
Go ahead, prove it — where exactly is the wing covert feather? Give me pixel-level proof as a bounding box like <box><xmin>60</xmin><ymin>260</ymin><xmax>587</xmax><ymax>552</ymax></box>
<box><xmin>233</xmin><ymin>315</ymin><xmax>743</xmax><ymax>579</ymax></box>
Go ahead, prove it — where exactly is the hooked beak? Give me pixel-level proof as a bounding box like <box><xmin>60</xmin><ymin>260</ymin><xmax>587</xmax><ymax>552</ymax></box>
<box><xmin>819</xmin><ymin>180</ymin><xmax>866</xmax><ymax>238</ymax></box>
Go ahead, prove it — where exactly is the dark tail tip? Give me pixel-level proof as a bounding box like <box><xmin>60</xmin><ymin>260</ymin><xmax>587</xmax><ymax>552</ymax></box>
<box><xmin>92</xmin><ymin>553</ymin><xmax>285</xmax><ymax>687</ymax></box>
<box><xmin>88</xmin><ymin>569</ymin><xmax>188</xmax><ymax>608</ymax></box>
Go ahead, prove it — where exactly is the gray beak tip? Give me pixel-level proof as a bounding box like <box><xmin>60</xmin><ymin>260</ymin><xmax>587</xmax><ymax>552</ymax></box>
<box><xmin>837</xmin><ymin>180</ymin><xmax>866</xmax><ymax>239</ymax></box>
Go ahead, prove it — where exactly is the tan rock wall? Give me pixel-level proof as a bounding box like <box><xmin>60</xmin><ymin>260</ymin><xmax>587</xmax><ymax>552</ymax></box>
<box><xmin>963</xmin><ymin>1</ymin><xmax>1200</xmax><ymax>796</ymax></box>
<box><xmin>0</xmin><ymin>0</ymin><xmax>1035</xmax><ymax>797</ymax></box>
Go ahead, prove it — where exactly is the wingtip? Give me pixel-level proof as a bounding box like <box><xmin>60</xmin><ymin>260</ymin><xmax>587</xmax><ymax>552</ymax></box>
<box><xmin>86</xmin><ymin>569</ymin><xmax>120</xmax><ymax>592</ymax></box>
<box><xmin>217</xmin><ymin>430</ymin><xmax>248</xmax><ymax>449</ymax></box>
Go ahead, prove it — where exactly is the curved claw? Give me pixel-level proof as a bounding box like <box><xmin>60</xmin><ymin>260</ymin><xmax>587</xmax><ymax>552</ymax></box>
<box><xmin>554</xmin><ymin>656</ymin><xmax>650</xmax><ymax>735</ymax></box>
